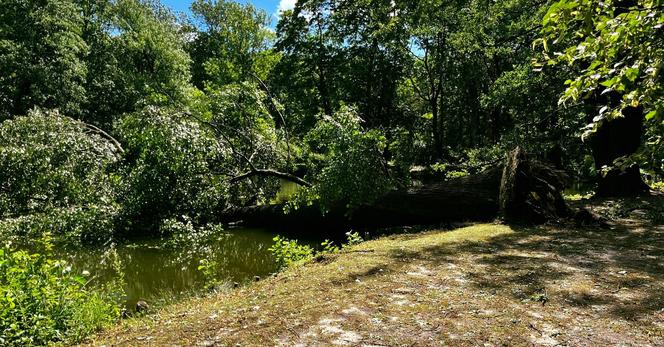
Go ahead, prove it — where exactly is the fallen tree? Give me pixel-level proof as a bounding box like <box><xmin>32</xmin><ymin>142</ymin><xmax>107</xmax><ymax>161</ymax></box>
<box><xmin>219</xmin><ymin>148</ymin><xmax>572</xmax><ymax>236</ymax></box>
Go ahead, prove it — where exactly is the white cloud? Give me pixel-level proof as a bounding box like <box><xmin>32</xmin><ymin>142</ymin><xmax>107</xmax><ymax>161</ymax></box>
<box><xmin>278</xmin><ymin>0</ymin><xmax>297</xmax><ymax>13</ymax></box>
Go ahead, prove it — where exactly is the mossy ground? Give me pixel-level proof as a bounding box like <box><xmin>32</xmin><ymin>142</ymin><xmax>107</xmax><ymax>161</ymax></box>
<box><xmin>87</xmin><ymin>198</ymin><xmax>663</xmax><ymax>346</ymax></box>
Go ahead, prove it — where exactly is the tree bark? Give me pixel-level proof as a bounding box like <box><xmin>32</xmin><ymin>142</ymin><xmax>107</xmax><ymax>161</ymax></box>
<box><xmin>589</xmin><ymin>105</ymin><xmax>650</xmax><ymax>196</ymax></box>
<box><xmin>218</xmin><ymin>167</ymin><xmax>502</xmax><ymax>238</ymax></box>
<box><xmin>499</xmin><ymin>147</ymin><xmax>569</xmax><ymax>224</ymax></box>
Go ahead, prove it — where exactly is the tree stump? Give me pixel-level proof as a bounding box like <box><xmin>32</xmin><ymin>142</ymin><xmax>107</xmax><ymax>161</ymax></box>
<box><xmin>499</xmin><ymin>147</ymin><xmax>569</xmax><ymax>224</ymax></box>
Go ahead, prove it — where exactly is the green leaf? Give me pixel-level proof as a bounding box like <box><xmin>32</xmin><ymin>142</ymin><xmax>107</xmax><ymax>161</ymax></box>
<box><xmin>72</xmin><ymin>276</ymin><xmax>86</xmax><ymax>285</ymax></box>
<box><xmin>600</xmin><ymin>77</ymin><xmax>618</xmax><ymax>88</ymax></box>
<box><xmin>624</xmin><ymin>67</ymin><xmax>639</xmax><ymax>82</ymax></box>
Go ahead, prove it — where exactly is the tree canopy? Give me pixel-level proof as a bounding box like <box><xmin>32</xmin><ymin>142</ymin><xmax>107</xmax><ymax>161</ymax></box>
<box><xmin>0</xmin><ymin>0</ymin><xmax>661</xmax><ymax>242</ymax></box>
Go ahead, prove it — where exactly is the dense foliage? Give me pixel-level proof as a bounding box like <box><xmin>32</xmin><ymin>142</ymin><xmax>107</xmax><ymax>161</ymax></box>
<box><xmin>268</xmin><ymin>235</ymin><xmax>314</xmax><ymax>269</ymax></box>
<box><xmin>1</xmin><ymin>0</ymin><xmax>659</xmax><ymax>242</ymax></box>
<box><xmin>539</xmin><ymin>0</ymin><xmax>664</xmax><ymax>175</ymax></box>
<box><xmin>0</xmin><ymin>235</ymin><xmax>120</xmax><ymax>345</ymax></box>
<box><xmin>0</xmin><ymin>0</ymin><xmax>87</xmax><ymax>118</ymax></box>
<box><xmin>0</xmin><ymin>109</ymin><xmax>120</xmax><ymax>243</ymax></box>
<box><xmin>299</xmin><ymin>107</ymin><xmax>392</xmax><ymax>210</ymax></box>
<box><xmin>115</xmin><ymin>106</ymin><xmax>227</xmax><ymax>231</ymax></box>
<box><xmin>269</xmin><ymin>231</ymin><xmax>364</xmax><ymax>270</ymax></box>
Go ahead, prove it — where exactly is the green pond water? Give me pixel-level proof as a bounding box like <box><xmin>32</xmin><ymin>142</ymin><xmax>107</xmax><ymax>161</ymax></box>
<box><xmin>52</xmin><ymin>228</ymin><xmax>285</xmax><ymax>309</ymax></box>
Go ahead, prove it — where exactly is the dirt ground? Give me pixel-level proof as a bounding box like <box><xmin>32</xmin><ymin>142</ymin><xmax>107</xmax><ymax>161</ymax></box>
<box><xmin>87</xmin><ymin>196</ymin><xmax>664</xmax><ymax>346</ymax></box>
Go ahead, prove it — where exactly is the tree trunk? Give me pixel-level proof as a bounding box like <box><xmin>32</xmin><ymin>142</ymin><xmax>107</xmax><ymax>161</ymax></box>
<box><xmin>589</xmin><ymin>105</ymin><xmax>650</xmax><ymax>196</ymax></box>
<box><xmin>431</xmin><ymin>101</ymin><xmax>443</xmax><ymax>160</ymax></box>
<box><xmin>499</xmin><ymin>147</ymin><xmax>569</xmax><ymax>224</ymax></box>
<box><xmin>218</xmin><ymin>148</ymin><xmax>570</xmax><ymax>234</ymax></box>
<box><xmin>218</xmin><ymin>167</ymin><xmax>502</xmax><ymax>238</ymax></box>
<box><xmin>351</xmin><ymin>166</ymin><xmax>503</xmax><ymax>227</ymax></box>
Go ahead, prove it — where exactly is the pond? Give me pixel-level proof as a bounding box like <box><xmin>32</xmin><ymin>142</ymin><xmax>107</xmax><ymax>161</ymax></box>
<box><xmin>51</xmin><ymin>227</ymin><xmax>289</xmax><ymax>309</ymax></box>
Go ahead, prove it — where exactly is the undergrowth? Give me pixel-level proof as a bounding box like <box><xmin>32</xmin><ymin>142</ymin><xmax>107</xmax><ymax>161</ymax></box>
<box><xmin>269</xmin><ymin>231</ymin><xmax>364</xmax><ymax>270</ymax></box>
<box><xmin>0</xmin><ymin>233</ymin><xmax>122</xmax><ymax>345</ymax></box>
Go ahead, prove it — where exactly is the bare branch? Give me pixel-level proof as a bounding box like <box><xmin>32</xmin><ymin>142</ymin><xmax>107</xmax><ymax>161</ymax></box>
<box><xmin>251</xmin><ymin>72</ymin><xmax>293</xmax><ymax>166</ymax></box>
<box><xmin>184</xmin><ymin>112</ymin><xmax>309</xmax><ymax>188</ymax></box>
<box><xmin>184</xmin><ymin>112</ymin><xmax>256</xmax><ymax>170</ymax></box>
<box><xmin>230</xmin><ymin>168</ymin><xmax>312</xmax><ymax>187</ymax></box>
<box><xmin>79</xmin><ymin>122</ymin><xmax>124</xmax><ymax>154</ymax></box>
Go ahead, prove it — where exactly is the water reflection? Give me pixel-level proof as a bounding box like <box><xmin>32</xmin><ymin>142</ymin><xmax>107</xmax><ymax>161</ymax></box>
<box><xmin>53</xmin><ymin>228</ymin><xmax>280</xmax><ymax>307</ymax></box>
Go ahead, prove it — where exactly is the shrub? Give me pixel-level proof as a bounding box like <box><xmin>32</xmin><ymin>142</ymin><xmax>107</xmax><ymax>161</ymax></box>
<box><xmin>652</xmin><ymin>181</ymin><xmax>664</xmax><ymax>192</ymax></box>
<box><xmin>161</xmin><ymin>217</ymin><xmax>228</xmax><ymax>259</ymax></box>
<box><xmin>197</xmin><ymin>258</ymin><xmax>220</xmax><ymax>291</ymax></box>
<box><xmin>344</xmin><ymin>231</ymin><xmax>364</xmax><ymax>246</ymax></box>
<box><xmin>270</xmin><ymin>231</ymin><xmax>365</xmax><ymax>270</ymax></box>
<box><xmin>446</xmin><ymin>170</ymin><xmax>469</xmax><ymax>179</ymax></box>
<box><xmin>268</xmin><ymin>236</ymin><xmax>314</xmax><ymax>269</ymax></box>
<box><xmin>0</xmin><ymin>234</ymin><xmax>120</xmax><ymax>345</ymax></box>
<box><xmin>0</xmin><ymin>205</ymin><xmax>118</xmax><ymax>245</ymax></box>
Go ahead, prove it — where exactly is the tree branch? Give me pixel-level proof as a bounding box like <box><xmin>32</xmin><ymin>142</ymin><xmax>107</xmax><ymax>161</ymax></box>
<box><xmin>79</xmin><ymin>122</ymin><xmax>125</xmax><ymax>154</ymax></box>
<box><xmin>230</xmin><ymin>168</ymin><xmax>312</xmax><ymax>187</ymax></box>
<box><xmin>409</xmin><ymin>75</ymin><xmax>428</xmax><ymax>103</ymax></box>
<box><xmin>250</xmin><ymin>72</ymin><xmax>293</xmax><ymax>165</ymax></box>
<box><xmin>184</xmin><ymin>112</ymin><xmax>256</xmax><ymax>170</ymax></box>
<box><xmin>184</xmin><ymin>112</ymin><xmax>310</xmax><ymax>188</ymax></box>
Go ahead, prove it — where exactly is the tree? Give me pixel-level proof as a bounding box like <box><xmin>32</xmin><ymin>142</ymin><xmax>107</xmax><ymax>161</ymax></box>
<box><xmin>116</xmin><ymin>84</ymin><xmax>300</xmax><ymax>231</ymax></box>
<box><xmin>78</xmin><ymin>0</ymin><xmax>192</xmax><ymax>127</ymax></box>
<box><xmin>399</xmin><ymin>0</ymin><xmax>574</xmax><ymax>163</ymax></box>
<box><xmin>406</xmin><ymin>0</ymin><xmax>458</xmax><ymax>160</ymax></box>
<box><xmin>300</xmin><ymin>106</ymin><xmax>392</xmax><ymax>211</ymax></box>
<box><xmin>115</xmin><ymin>106</ymin><xmax>228</xmax><ymax>231</ymax></box>
<box><xmin>108</xmin><ymin>0</ymin><xmax>192</xmax><ymax>110</ymax></box>
<box><xmin>188</xmin><ymin>0</ymin><xmax>277</xmax><ymax>89</ymax></box>
<box><xmin>78</xmin><ymin>0</ymin><xmax>120</xmax><ymax>127</ymax></box>
<box><xmin>0</xmin><ymin>0</ymin><xmax>194</xmax><ymax>127</ymax></box>
<box><xmin>539</xmin><ymin>0</ymin><xmax>662</xmax><ymax>195</ymax></box>
<box><xmin>0</xmin><ymin>0</ymin><xmax>88</xmax><ymax>119</ymax></box>
<box><xmin>191</xmin><ymin>82</ymin><xmax>302</xmax><ymax>199</ymax></box>
<box><xmin>274</xmin><ymin>1</ymin><xmax>345</xmax><ymax>124</ymax></box>
<box><xmin>0</xmin><ymin>109</ymin><xmax>120</xmax><ymax>242</ymax></box>
<box><xmin>274</xmin><ymin>0</ymin><xmax>411</xmax><ymax>129</ymax></box>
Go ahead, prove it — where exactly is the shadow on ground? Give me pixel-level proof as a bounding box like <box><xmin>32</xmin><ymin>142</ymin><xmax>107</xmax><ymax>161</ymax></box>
<box><xmin>389</xmin><ymin>220</ymin><xmax>663</xmax><ymax>323</ymax></box>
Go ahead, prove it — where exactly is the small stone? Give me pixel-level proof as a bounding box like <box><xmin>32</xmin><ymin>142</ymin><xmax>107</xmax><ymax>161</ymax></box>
<box><xmin>136</xmin><ymin>300</ymin><xmax>149</xmax><ymax>313</ymax></box>
<box><xmin>253</xmin><ymin>276</ymin><xmax>261</xmax><ymax>282</ymax></box>
<box><xmin>121</xmin><ymin>308</ymin><xmax>131</xmax><ymax>319</ymax></box>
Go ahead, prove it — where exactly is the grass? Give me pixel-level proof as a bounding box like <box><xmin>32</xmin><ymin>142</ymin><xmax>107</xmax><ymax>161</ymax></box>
<box><xmin>86</xmin><ymin>208</ymin><xmax>663</xmax><ymax>345</ymax></box>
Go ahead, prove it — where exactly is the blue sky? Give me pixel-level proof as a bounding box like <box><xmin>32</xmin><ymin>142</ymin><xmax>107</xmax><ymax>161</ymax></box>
<box><xmin>162</xmin><ymin>0</ymin><xmax>296</xmax><ymax>21</ymax></box>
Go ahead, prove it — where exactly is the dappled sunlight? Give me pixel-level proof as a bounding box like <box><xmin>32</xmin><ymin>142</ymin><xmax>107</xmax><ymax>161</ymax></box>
<box><xmin>2</xmin><ymin>0</ymin><xmax>662</xmax><ymax>344</ymax></box>
<box><xmin>87</xmin><ymin>222</ymin><xmax>664</xmax><ymax>345</ymax></box>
